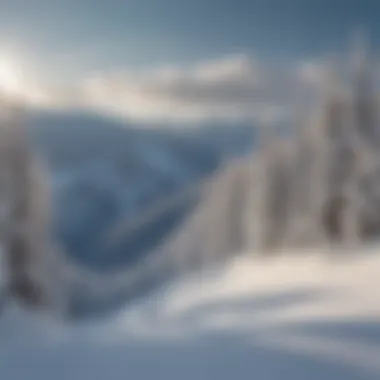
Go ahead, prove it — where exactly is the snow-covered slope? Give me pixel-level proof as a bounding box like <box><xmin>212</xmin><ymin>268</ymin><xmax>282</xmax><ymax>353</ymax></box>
<box><xmin>0</xmin><ymin>247</ymin><xmax>379</xmax><ymax>380</ymax></box>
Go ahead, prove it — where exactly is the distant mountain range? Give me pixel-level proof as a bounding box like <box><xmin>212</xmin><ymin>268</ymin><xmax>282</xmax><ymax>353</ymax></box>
<box><xmin>23</xmin><ymin>110</ymin><xmax>256</xmax><ymax>318</ymax></box>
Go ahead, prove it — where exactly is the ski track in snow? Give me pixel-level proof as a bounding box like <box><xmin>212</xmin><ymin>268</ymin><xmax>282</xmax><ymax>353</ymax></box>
<box><xmin>0</xmin><ymin>246</ymin><xmax>380</xmax><ymax>380</ymax></box>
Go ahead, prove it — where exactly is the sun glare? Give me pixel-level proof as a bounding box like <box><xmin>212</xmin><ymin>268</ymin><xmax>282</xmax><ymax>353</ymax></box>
<box><xmin>0</xmin><ymin>57</ymin><xmax>23</xmax><ymax>97</ymax></box>
<box><xmin>0</xmin><ymin>54</ymin><xmax>50</xmax><ymax>107</ymax></box>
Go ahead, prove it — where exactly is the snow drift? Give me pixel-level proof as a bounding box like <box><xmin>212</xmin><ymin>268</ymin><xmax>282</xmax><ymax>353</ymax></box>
<box><xmin>0</xmin><ymin>248</ymin><xmax>380</xmax><ymax>380</ymax></box>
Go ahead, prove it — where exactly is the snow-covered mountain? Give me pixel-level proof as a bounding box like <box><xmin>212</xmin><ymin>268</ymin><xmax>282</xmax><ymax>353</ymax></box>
<box><xmin>11</xmin><ymin>110</ymin><xmax>257</xmax><ymax>318</ymax></box>
<box><xmin>27</xmin><ymin>110</ymin><xmax>256</xmax><ymax>271</ymax></box>
<box><xmin>16</xmin><ymin>34</ymin><xmax>380</xmax><ymax>319</ymax></box>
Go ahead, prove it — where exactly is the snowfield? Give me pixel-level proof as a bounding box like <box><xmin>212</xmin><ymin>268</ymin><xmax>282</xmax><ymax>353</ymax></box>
<box><xmin>1</xmin><ymin>247</ymin><xmax>380</xmax><ymax>380</ymax></box>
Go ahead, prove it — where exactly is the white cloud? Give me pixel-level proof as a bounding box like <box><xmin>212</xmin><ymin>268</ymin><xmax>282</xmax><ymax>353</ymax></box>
<box><xmin>12</xmin><ymin>55</ymin><xmax>327</xmax><ymax>125</ymax></box>
<box><xmin>297</xmin><ymin>60</ymin><xmax>328</xmax><ymax>88</ymax></box>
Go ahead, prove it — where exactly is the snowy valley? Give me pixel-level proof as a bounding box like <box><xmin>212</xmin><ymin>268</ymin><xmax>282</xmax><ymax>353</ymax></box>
<box><xmin>1</xmin><ymin>36</ymin><xmax>380</xmax><ymax>380</ymax></box>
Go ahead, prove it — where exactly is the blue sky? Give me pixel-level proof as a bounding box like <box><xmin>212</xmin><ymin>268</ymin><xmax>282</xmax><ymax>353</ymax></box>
<box><xmin>0</xmin><ymin>0</ymin><xmax>376</xmax><ymax>74</ymax></box>
<box><xmin>0</xmin><ymin>0</ymin><xmax>377</xmax><ymax>123</ymax></box>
